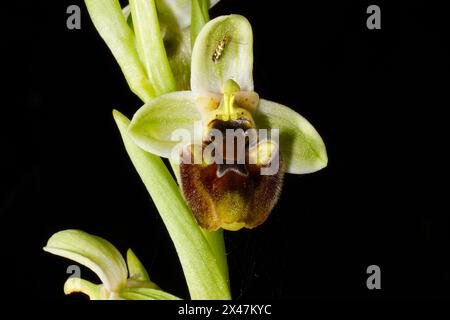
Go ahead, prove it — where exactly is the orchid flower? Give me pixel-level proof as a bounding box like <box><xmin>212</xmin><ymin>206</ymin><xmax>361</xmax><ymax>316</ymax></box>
<box><xmin>127</xmin><ymin>15</ymin><xmax>328</xmax><ymax>231</ymax></box>
<box><xmin>43</xmin><ymin>230</ymin><xmax>180</xmax><ymax>300</ymax></box>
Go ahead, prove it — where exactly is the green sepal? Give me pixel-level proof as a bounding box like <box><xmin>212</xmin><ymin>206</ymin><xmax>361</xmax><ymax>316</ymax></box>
<box><xmin>254</xmin><ymin>99</ymin><xmax>328</xmax><ymax>174</ymax></box>
<box><xmin>191</xmin><ymin>15</ymin><xmax>254</xmax><ymax>94</ymax></box>
<box><xmin>43</xmin><ymin>230</ymin><xmax>128</xmax><ymax>292</ymax></box>
<box><xmin>128</xmin><ymin>91</ymin><xmax>201</xmax><ymax>158</ymax></box>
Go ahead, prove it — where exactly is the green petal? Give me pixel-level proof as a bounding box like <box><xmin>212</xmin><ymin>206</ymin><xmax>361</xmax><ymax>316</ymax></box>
<box><xmin>129</xmin><ymin>0</ymin><xmax>176</xmax><ymax>96</ymax></box>
<box><xmin>191</xmin><ymin>15</ymin><xmax>254</xmax><ymax>94</ymax></box>
<box><xmin>126</xmin><ymin>249</ymin><xmax>150</xmax><ymax>281</ymax></box>
<box><xmin>85</xmin><ymin>0</ymin><xmax>156</xmax><ymax>101</ymax></box>
<box><xmin>43</xmin><ymin>230</ymin><xmax>128</xmax><ymax>292</ymax></box>
<box><xmin>254</xmin><ymin>99</ymin><xmax>328</xmax><ymax>174</ymax></box>
<box><xmin>128</xmin><ymin>91</ymin><xmax>201</xmax><ymax>158</ymax></box>
<box><xmin>120</xmin><ymin>288</ymin><xmax>181</xmax><ymax>300</ymax></box>
<box><xmin>125</xmin><ymin>251</ymin><xmax>159</xmax><ymax>289</ymax></box>
<box><xmin>114</xmin><ymin>110</ymin><xmax>230</xmax><ymax>300</ymax></box>
<box><xmin>64</xmin><ymin>278</ymin><xmax>104</xmax><ymax>300</ymax></box>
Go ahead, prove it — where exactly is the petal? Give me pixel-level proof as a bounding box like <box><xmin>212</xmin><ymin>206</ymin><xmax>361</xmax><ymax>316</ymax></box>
<box><xmin>234</xmin><ymin>91</ymin><xmax>259</xmax><ymax>114</ymax></box>
<box><xmin>128</xmin><ymin>91</ymin><xmax>201</xmax><ymax>158</ymax></box>
<box><xmin>248</xmin><ymin>139</ymin><xmax>278</xmax><ymax>166</ymax></box>
<box><xmin>191</xmin><ymin>15</ymin><xmax>254</xmax><ymax>94</ymax></box>
<box><xmin>180</xmin><ymin>144</ymin><xmax>284</xmax><ymax>231</ymax></box>
<box><xmin>120</xmin><ymin>288</ymin><xmax>181</xmax><ymax>300</ymax></box>
<box><xmin>125</xmin><ymin>249</ymin><xmax>160</xmax><ymax>290</ymax></box>
<box><xmin>43</xmin><ymin>230</ymin><xmax>128</xmax><ymax>292</ymax></box>
<box><xmin>122</xmin><ymin>5</ymin><xmax>131</xmax><ymax>20</ymax></box>
<box><xmin>63</xmin><ymin>278</ymin><xmax>104</xmax><ymax>300</ymax></box>
<box><xmin>126</xmin><ymin>249</ymin><xmax>150</xmax><ymax>281</ymax></box>
<box><xmin>254</xmin><ymin>99</ymin><xmax>328</xmax><ymax>174</ymax></box>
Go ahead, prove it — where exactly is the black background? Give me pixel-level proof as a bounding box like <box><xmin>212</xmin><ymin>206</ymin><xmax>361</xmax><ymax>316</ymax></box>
<box><xmin>3</xmin><ymin>0</ymin><xmax>449</xmax><ymax>305</ymax></box>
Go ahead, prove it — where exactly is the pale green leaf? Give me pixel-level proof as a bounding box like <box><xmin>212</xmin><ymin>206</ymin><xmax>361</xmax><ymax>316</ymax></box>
<box><xmin>114</xmin><ymin>110</ymin><xmax>230</xmax><ymax>300</ymax></box>
<box><xmin>128</xmin><ymin>91</ymin><xmax>201</xmax><ymax>158</ymax></box>
<box><xmin>254</xmin><ymin>99</ymin><xmax>328</xmax><ymax>174</ymax></box>
<box><xmin>191</xmin><ymin>15</ymin><xmax>254</xmax><ymax>94</ymax></box>
<box><xmin>43</xmin><ymin>230</ymin><xmax>128</xmax><ymax>292</ymax></box>
<box><xmin>129</xmin><ymin>0</ymin><xmax>176</xmax><ymax>96</ymax></box>
<box><xmin>84</xmin><ymin>0</ymin><xmax>155</xmax><ymax>101</ymax></box>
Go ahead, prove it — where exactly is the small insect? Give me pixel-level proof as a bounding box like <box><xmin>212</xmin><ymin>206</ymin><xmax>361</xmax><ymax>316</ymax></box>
<box><xmin>212</xmin><ymin>35</ymin><xmax>230</xmax><ymax>63</ymax></box>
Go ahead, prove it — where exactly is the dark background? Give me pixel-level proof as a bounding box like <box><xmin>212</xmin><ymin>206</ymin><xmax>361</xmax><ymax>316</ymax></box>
<box><xmin>3</xmin><ymin>0</ymin><xmax>449</xmax><ymax>304</ymax></box>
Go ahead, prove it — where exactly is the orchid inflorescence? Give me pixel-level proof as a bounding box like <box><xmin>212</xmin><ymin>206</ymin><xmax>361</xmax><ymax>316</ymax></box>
<box><xmin>44</xmin><ymin>0</ymin><xmax>327</xmax><ymax>300</ymax></box>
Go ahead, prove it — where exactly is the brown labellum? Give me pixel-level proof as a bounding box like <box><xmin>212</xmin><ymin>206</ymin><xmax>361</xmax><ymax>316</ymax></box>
<box><xmin>179</xmin><ymin>120</ymin><xmax>284</xmax><ymax>231</ymax></box>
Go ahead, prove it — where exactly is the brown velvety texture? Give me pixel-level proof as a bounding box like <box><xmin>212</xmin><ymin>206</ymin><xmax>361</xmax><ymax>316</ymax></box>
<box><xmin>179</xmin><ymin>119</ymin><xmax>284</xmax><ymax>231</ymax></box>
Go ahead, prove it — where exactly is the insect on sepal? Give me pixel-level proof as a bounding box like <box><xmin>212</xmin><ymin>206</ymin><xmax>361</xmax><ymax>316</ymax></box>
<box><xmin>212</xmin><ymin>35</ymin><xmax>230</xmax><ymax>63</ymax></box>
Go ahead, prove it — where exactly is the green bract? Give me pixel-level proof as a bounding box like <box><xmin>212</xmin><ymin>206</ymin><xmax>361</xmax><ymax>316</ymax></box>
<box><xmin>129</xmin><ymin>0</ymin><xmax>176</xmax><ymax>95</ymax></box>
<box><xmin>128</xmin><ymin>14</ymin><xmax>328</xmax><ymax>174</ymax></box>
<box><xmin>85</xmin><ymin>0</ymin><xmax>157</xmax><ymax>101</ymax></box>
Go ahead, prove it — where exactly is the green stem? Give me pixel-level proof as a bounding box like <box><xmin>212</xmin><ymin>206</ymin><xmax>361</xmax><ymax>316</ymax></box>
<box><xmin>169</xmin><ymin>159</ymin><xmax>229</xmax><ymax>286</ymax></box>
<box><xmin>114</xmin><ymin>110</ymin><xmax>230</xmax><ymax>299</ymax></box>
<box><xmin>201</xmin><ymin>229</ymin><xmax>229</xmax><ymax>285</ymax></box>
